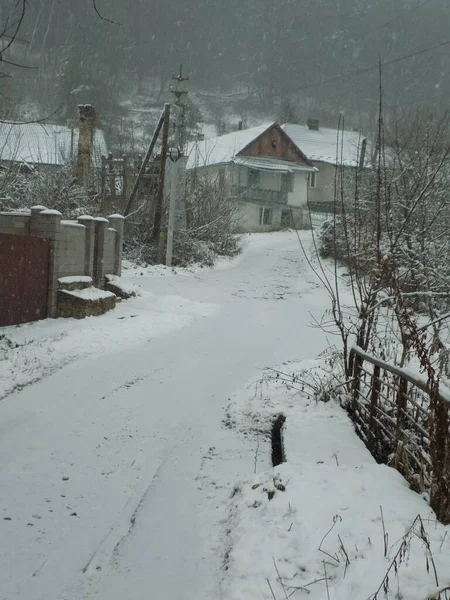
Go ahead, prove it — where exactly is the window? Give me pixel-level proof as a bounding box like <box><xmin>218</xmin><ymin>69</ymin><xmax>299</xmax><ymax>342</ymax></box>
<box><xmin>259</xmin><ymin>207</ymin><xmax>273</xmax><ymax>226</ymax></box>
<box><xmin>281</xmin><ymin>173</ymin><xmax>294</xmax><ymax>193</ymax></box>
<box><xmin>281</xmin><ymin>210</ymin><xmax>293</xmax><ymax>228</ymax></box>
<box><xmin>308</xmin><ymin>172</ymin><xmax>317</xmax><ymax>188</ymax></box>
<box><xmin>248</xmin><ymin>169</ymin><xmax>260</xmax><ymax>188</ymax></box>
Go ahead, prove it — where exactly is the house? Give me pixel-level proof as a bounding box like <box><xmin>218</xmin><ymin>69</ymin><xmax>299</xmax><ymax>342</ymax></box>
<box><xmin>0</xmin><ymin>112</ymin><xmax>107</xmax><ymax>174</ymax></box>
<box><xmin>283</xmin><ymin>120</ymin><xmax>369</xmax><ymax>225</ymax></box>
<box><xmin>186</xmin><ymin>123</ymin><xmax>317</xmax><ymax>231</ymax></box>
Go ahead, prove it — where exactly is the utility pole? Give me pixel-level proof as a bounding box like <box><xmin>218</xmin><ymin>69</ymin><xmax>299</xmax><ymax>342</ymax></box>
<box><xmin>165</xmin><ymin>65</ymin><xmax>189</xmax><ymax>266</ymax></box>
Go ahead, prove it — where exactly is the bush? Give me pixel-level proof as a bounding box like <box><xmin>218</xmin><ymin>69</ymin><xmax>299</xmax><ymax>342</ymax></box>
<box><xmin>0</xmin><ymin>165</ymin><xmax>99</xmax><ymax>217</ymax></box>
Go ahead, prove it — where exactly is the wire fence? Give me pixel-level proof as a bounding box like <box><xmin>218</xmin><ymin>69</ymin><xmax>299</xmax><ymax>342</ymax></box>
<box><xmin>349</xmin><ymin>346</ymin><xmax>450</xmax><ymax>524</ymax></box>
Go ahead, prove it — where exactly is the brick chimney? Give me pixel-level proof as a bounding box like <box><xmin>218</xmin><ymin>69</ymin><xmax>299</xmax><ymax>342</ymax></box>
<box><xmin>306</xmin><ymin>118</ymin><xmax>319</xmax><ymax>131</ymax></box>
<box><xmin>76</xmin><ymin>104</ymin><xmax>96</xmax><ymax>187</ymax></box>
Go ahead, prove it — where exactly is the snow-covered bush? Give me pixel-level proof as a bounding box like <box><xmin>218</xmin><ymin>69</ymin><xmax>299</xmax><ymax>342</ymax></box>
<box><xmin>0</xmin><ymin>164</ymin><xmax>100</xmax><ymax>217</ymax></box>
<box><xmin>124</xmin><ymin>171</ymin><xmax>242</xmax><ymax>268</ymax></box>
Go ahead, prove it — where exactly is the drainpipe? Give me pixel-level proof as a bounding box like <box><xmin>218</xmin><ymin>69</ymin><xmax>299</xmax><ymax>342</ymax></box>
<box><xmin>76</xmin><ymin>104</ymin><xmax>96</xmax><ymax>188</ymax></box>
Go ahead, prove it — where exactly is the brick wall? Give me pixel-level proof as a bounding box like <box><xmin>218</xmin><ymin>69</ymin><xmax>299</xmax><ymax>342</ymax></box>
<box><xmin>0</xmin><ymin>206</ymin><xmax>125</xmax><ymax>318</ymax></box>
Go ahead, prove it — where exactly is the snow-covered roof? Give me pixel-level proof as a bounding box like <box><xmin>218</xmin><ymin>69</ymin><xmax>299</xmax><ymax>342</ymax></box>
<box><xmin>282</xmin><ymin>123</ymin><xmax>368</xmax><ymax>167</ymax></box>
<box><xmin>0</xmin><ymin>122</ymin><xmax>108</xmax><ymax>167</ymax></box>
<box><xmin>186</xmin><ymin>123</ymin><xmax>274</xmax><ymax>170</ymax></box>
<box><xmin>233</xmin><ymin>156</ymin><xmax>316</xmax><ymax>173</ymax></box>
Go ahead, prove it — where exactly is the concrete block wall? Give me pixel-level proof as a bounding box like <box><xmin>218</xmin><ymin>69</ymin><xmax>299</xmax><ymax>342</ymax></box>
<box><xmin>58</xmin><ymin>221</ymin><xmax>87</xmax><ymax>278</ymax></box>
<box><xmin>0</xmin><ymin>206</ymin><xmax>125</xmax><ymax>319</ymax></box>
<box><xmin>103</xmin><ymin>228</ymin><xmax>117</xmax><ymax>274</ymax></box>
<box><xmin>0</xmin><ymin>212</ymin><xmax>32</xmax><ymax>235</ymax></box>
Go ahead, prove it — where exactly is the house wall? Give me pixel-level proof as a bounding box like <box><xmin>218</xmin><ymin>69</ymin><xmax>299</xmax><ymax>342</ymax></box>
<box><xmin>308</xmin><ymin>161</ymin><xmax>337</xmax><ymax>205</ymax></box>
<box><xmin>0</xmin><ymin>207</ymin><xmax>124</xmax><ymax>318</ymax></box>
<box><xmin>288</xmin><ymin>172</ymin><xmax>309</xmax><ymax>207</ymax></box>
<box><xmin>241</xmin><ymin>124</ymin><xmax>311</xmax><ymax>165</ymax></box>
<box><xmin>187</xmin><ymin>163</ymin><xmax>310</xmax><ymax>232</ymax></box>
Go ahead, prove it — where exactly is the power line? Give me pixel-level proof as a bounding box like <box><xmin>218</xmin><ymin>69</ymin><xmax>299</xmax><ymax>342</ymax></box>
<box><xmin>350</xmin><ymin>0</ymin><xmax>434</xmax><ymax>46</ymax></box>
<box><xmin>287</xmin><ymin>37</ymin><xmax>450</xmax><ymax>94</ymax></box>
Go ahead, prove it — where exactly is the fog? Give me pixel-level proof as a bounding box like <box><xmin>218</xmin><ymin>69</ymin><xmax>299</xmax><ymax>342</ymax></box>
<box><xmin>1</xmin><ymin>0</ymin><xmax>449</xmax><ymax>137</ymax></box>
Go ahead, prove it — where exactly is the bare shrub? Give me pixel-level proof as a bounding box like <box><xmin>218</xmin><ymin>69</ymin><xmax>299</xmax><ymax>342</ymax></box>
<box><xmin>125</xmin><ymin>171</ymin><xmax>242</xmax><ymax>267</ymax></box>
<box><xmin>0</xmin><ymin>165</ymin><xmax>100</xmax><ymax>217</ymax></box>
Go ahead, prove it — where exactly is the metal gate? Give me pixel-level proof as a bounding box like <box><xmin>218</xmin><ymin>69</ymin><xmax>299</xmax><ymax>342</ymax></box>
<box><xmin>0</xmin><ymin>233</ymin><xmax>50</xmax><ymax>327</ymax></box>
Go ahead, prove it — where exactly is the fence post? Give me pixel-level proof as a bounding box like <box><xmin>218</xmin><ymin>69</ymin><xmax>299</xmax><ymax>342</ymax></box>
<box><xmin>77</xmin><ymin>215</ymin><xmax>94</xmax><ymax>277</ymax></box>
<box><xmin>430</xmin><ymin>398</ymin><xmax>450</xmax><ymax>524</ymax></box>
<box><xmin>395</xmin><ymin>377</ymin><xmax>408</xmax><ymax>447</ymax></box>
<box><xmin>30</xmin><ymin>208</ymin><xmax>62</xmax><ymax>318</ymax></box>
<box><xmin>93</xmin><ymin>217</ymin><xmax>108</xmax><ymax>288</ymax></box>
<box><xmin>108</xmin><ymin>214</ymin><xmax>125</xmax><ymax>276</ymax></box>
<box><xmin>368</xmin><ymin>364</ymin><xmax>381</xmax><ymax>454</ymax></box>
<box><xmin>350</xmin><ymin>349</ymin><xmax>363</xmax><ymax>416</ymax></box>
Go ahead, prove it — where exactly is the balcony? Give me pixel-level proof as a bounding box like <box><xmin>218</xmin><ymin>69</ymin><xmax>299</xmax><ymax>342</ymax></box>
<box><xmin>231</xmin><ymin>186</ymin><xmax>288</xmax><ymax>205</ymax></box>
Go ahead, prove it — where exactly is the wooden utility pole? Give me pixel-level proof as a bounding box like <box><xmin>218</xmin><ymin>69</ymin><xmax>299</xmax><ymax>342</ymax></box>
<box><xmin>153</xmin><ymin>103</ymin><xmax>171</xmax><ymax>262</ymax></box>
<box><xmin>123</xmin><ymin>107</ymin><xmax>166</xmax><ymax>217</ymax></box>
<box><xmin>165</xmin><ymin>65</ymin><xmax>189</xmax><ymax>267</ymax></box>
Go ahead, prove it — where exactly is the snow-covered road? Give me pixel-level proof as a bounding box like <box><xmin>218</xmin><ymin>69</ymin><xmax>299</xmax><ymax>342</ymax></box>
<box><xmin>0</xmin><ymin>232</ymin><xmax>330</xmax><ymax>600</ymax></box>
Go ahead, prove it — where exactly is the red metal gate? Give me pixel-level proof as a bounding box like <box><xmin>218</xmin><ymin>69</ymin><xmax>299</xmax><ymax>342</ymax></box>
<box><xmin>0</xmin><ymin>233</ymin><xmax>50</xmax><ymax>327</ymax></box>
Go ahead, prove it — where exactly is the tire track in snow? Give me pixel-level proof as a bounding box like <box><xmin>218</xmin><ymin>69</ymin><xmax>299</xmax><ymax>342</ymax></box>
<box><xmin>81</xmin><ymin>457</ymin><xmax>169</xmax><ymax>576</ymax></box>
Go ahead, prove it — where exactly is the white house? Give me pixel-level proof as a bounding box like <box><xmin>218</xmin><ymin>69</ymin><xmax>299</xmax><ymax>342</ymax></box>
<box><xmin>186</xmin><ymin>123</ymin><xmax>317</xmax><ymax>231</ymax></box>
<box><xmin>283</xmin><ymin>120</ymin><xmax>369</xmax><ymax>225</ymax></box>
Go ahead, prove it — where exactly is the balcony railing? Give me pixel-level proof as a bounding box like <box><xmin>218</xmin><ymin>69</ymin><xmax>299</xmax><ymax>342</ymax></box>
<box><xmin>231</xmin><ymin>185</ymin><xmax>288</xmax><ymax>205</ymax></box>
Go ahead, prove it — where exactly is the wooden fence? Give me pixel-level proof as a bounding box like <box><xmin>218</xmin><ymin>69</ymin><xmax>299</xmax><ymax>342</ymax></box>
<box><xmin>349</xmin><ymin>346</ymin><xmax>450</xmax><ymax>524</ymax></box>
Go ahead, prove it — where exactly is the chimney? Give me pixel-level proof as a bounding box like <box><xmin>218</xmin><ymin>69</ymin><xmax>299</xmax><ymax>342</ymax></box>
<box><xmin>76</xmin><ymin>104</ymin><xmax>96</xmax><ymax>187</ymax></box>
<box><xmin>238</xmin><ymin>120</ymin><xmax>243</xmax><ymax>131</ymax></box>
<box><xmin>306</xmin><ymin>118</ymin><xmax>319</xmax><ymax>131</ymax></box>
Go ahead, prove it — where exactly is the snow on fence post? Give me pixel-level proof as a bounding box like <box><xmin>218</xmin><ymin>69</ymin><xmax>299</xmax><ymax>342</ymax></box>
<box><xmin>77</xmin><ymin>215</ymin><xmax>95</xmax><ymax>277</ymax></box>
<box><xmin>108</xmin><ymin>214</ymin><xmax>125</xmax><ymax>276</ymax></box>
<box><xmin>30</xmin><ymin>208</ymin><xmax>62</xmax><ymax>318</ymax></box>
<box><xmin>93</xmin><ymin>217</ymin><xmax>108</xmax><ymax>288</ymax></box>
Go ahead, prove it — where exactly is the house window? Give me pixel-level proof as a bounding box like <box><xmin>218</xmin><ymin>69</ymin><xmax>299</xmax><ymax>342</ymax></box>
<box><xmin>259</xmin><ymin>207</ymin><xmax>273</xmax><ymax>225</ymax></box>
<box><xmin>281</xmin><ymin>173</ymin><xmax>294</xmax><ymax>193</ymax></box>
<box><xmin>248</xmin><ymin>169</ymin><xmax>261</xmax><ymax>188</ymax></box>
<box><xmin>308</xmin><ymin>172</ymin><xmax>317</xmax><ymax>188</ymax></box>
<box><xmin>281</xmin><ymin>210</ymin><xmax>293</xmax><ymax>228</ymax></box>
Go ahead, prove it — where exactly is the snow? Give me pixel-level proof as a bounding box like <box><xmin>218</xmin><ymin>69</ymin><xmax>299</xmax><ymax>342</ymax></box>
<box><xmin>233</xmin><ymin>155</ymin><xmax>316</xmax><ymax>173</ymax></box>
<box><xmin>107</xmin><ymin>214</ymin><xmax>125</xmax><ymax>220</ymax></box>
<box><xmin>61</xmin><ymin>287</ymin><xmax>116</xmax><ymax>301</ymax></box>
<box><xmin>61</xmin><ymin>220</ymin><xmax>86</xmax><ymax>228</ymax></box>
<box><xmin>283</xmin><ymin>123</ymin><xmax>369</xmax><ymax>167</ymax></box>
<box><xmin>58</xmin><ymin>276</ymin><xmax>93</xmax><ymax>285</ymax></box>
<box><xmin>221</xmin><ymin>358</ymin><xmax>450</xmax><ymax>600</ymax></box>
<box><xmin>186</xmin><ymin>122</ymin><xmax>274</xmax><ymax>169</ymax></box>
<box><xmin>0</xmin><ymin>231</ymin><xmax>448</xmax><ymax>600</ymax></box>
<box><xmin>352</xmin><ymin>345</ymin><xmax>450</xmax><ymax>407</ymax></box>
<box><xmin>105</xmin><ymin>274</ymin><xmax>140</xmax><ymax>296</ymax></box>
<box><xmin>39</xmin><ymin>209</ymin><xmax>62</xmax><ymax>216</ymax></box>
<box><xmin>0</xmin><ymin>122</ymin><xmax>107</xmax><ymax>167</ymax></box>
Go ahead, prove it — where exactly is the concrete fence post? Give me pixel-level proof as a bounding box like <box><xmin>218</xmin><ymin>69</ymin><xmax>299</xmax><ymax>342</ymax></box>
<box><xmin>108</xmin><ymin>214</ymin><xmax>125</xmax><ymax>276</ymax></box>
<box><xmin>93</xmin><ymin>217</ymin><xmax>109</xmax><ymax>288</ymax></box>
<box><xmin>30</xmin><ymin>208</ymin><xmax>62</xmax><ymax>318</ymax></box>
<box><xmin>77</xmin><ymin>215</ymin><xmax>95</xmax><ymax>277</ymax></box>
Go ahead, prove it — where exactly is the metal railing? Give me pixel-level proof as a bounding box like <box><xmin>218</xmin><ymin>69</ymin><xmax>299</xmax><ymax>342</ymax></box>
<box><xmin>231</xmin><ymin>185</ymin><xmax>288</xmax><ymax>205</ymax></box>
<box><xmin>349</xmin><ymin>346</ymin><xmax>450</xmax><ymax>524</ymax></box>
